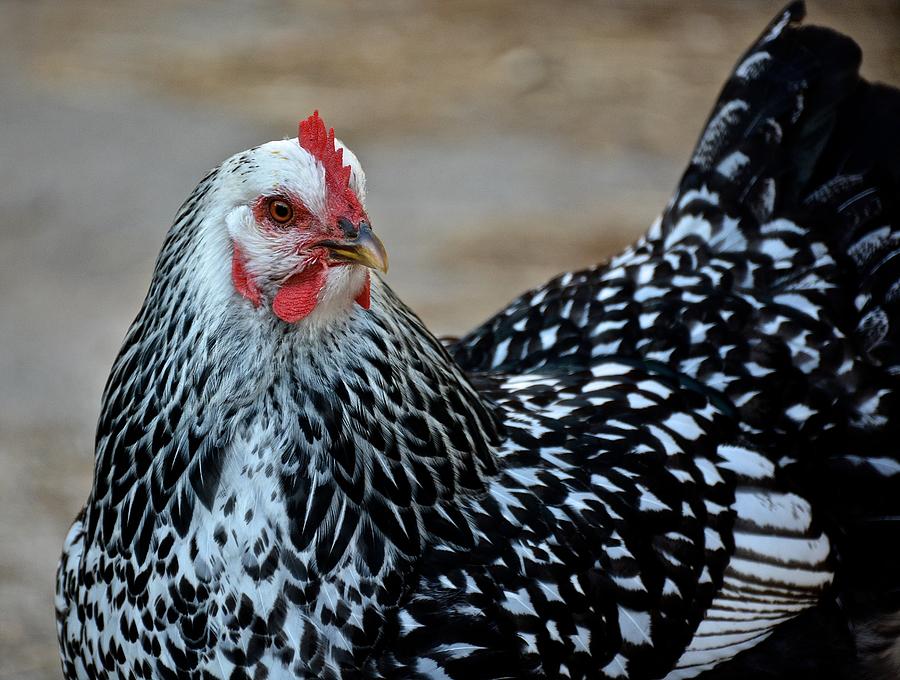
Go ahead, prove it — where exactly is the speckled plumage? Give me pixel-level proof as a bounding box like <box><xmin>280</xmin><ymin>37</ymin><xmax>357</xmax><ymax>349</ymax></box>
<box><xmin>58</xmin><ymin>4</ymin><xmax>900</xmax><ymax>679</ymax></box>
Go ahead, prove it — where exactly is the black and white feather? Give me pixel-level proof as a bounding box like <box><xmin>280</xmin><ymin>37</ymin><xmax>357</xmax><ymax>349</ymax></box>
<box><xmin>57</xmin><ymin>3</ymin><xmax>900</xmax><ymax>679</ymax></box>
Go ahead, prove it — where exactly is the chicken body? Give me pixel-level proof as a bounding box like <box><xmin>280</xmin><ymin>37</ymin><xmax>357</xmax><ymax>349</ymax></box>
<box><xmin>57</xmin><ymin>4</ymin><xmax>900</xmax><ymax>678</ymax></box>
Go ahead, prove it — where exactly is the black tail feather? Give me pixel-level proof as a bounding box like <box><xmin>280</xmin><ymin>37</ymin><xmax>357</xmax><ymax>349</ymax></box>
<box><xmin>804</xmin><ymin>81</ymin><xmax>900</xmax><ymax>374</ymax></box>
<box><xmin>683</xmin><ymin>3</ymin><xmax>900</xmax><ymax>671</ymax></box>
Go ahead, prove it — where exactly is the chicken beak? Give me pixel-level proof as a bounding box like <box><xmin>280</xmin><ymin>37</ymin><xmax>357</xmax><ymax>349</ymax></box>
<box><xmin>320</xmin><ymin>225</ymin><xmax>389</xmax><ymax>274</ymax></box>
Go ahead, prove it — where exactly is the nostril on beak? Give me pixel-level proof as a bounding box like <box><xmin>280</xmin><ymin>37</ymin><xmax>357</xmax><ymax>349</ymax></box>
<box><xmin>337</xmin><ymin>217</ymin><xmax>358</xmax><ymax>239</ymax></box>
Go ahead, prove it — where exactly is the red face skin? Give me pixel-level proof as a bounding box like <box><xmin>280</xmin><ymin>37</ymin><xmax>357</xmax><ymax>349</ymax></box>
<box><xmin>231</xmin><ymin>192</ymin><xmax>372</xmax><ymax>323</ymax></box>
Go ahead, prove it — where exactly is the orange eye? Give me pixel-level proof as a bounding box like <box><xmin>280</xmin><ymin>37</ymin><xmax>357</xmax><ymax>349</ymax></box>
<box><xmin>268</xmin><ymin>199</ymin><xmax>294</xmax><ymax>224</ymax></box>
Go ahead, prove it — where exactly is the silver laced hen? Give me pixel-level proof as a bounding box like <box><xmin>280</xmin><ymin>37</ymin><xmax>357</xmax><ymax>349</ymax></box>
<box><xmin>57</xmin><ymin>4</ymin><xmax>900</xmax><ymax>679</ymax></box>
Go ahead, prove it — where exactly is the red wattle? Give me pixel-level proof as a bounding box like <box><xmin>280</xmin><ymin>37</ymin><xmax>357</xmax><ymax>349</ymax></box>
<box><xmin>272</xmin><ymin>262</ymin><xmax>328</xmax><ymax>323</ymax></box>
<box><xmin>355</xmin><ymin>274</ymin><xmax>371</xmax><ymax>310</ymax></box>
<box><xmin>232</xmin><ymin>246</ymin><xmax>261</xmax><ymax>306</ymax></box>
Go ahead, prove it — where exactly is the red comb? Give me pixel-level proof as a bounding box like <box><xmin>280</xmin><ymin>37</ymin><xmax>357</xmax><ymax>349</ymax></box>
<box><xmin>299</xmin><ymin>111</ymin><xmax>353</xmax><ymax>199</ymax></box>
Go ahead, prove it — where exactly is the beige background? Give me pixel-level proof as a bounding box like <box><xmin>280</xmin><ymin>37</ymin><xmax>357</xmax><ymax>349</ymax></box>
<box><xmin>1</xmin><ymin>1</ymin><xmax>897</xmax><ymax>677</ymax></box>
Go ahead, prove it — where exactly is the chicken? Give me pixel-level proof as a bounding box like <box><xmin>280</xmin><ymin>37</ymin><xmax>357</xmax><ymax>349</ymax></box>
<box><xmin>57</xmin><ymin>3</ymin><xmax>900</xmax><ymax>678</ymax></box>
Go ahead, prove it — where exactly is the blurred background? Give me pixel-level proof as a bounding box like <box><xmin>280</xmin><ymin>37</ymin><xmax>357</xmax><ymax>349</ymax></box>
<box><xmin>0</xmin><ymin>1</ymin><xmax>897</xmax><ymax>676</ymax></box>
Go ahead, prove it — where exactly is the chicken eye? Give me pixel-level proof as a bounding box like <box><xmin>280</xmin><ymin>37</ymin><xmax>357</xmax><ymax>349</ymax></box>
<box><xmin>268</xmin><ymin>199</ymin><xmax>294</xmax><ymax>224</ymax></box>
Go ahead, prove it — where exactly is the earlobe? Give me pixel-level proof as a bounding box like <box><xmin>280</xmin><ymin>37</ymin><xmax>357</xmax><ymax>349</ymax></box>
<box><xmin>232</xmin><ymin>244</ymin><xmax>261</xmax><ymax>306</ymax></box>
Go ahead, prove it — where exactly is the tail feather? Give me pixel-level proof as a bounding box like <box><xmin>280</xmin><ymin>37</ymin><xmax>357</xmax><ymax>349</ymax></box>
<box><xmin>657</xmin><ymin>1</ymin><xmax>900</xmax><ymax>425</ymax></box>
<box><xmin>661</xmin><ymin>3</ymin><xmax>900</xmax><ymax>667</ymax></box>
<box><xmin>668</xmin><ymin>1</ymin><xmax>864</xmax><ymax>228</ymax></box>
<box><xmin>784</xmin><ymin>40</ymin><xmax>900</xmax><ymax>675</ymax></box>
<box><xmin>803</xmin><ymin>81</ymin><xmax>900</xmax><ymax>375</ymax></box>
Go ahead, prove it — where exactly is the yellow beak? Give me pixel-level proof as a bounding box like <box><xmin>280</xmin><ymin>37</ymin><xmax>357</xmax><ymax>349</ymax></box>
<box><xmin>320</xmin><ymin>225</ymin><xmax>388</xmax><ymax>274</ymax></box>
